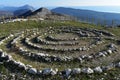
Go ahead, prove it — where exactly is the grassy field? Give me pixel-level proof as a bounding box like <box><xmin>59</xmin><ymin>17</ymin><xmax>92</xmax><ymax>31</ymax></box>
<box><xmin>0</xmin><ymin>20</ymin><xmax>120</xmax><ymax>80</ymax></box>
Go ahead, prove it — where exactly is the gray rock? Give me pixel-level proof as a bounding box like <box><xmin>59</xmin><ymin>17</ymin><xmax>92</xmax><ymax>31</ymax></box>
<box><xmin>72</xmin><ymin>68</ymin><xmax>81</xmax><ymax>74</ymax></box>
<box><xmin>115</xmin><ymin>62</ymin><xmax>120</xmax><ymax>68</ymax></box>
<box><xmin>98</xmin><ymin>52</ymin><xmax>106</xmax><ymax>57</ymax></box>
<box><xmin>109</xmin><ymin>43</ymin><xmax>115</xmax><ymax>48</ymax></box>
<box><xmin>42</xmin><ymin>68</ymin><xmax>53</xmax><ymax>75</ymax></box>
<box><xmin>82</xmin><ymin>68</ymin><xmax>94</xmax><ymax>74</ymax></box>
<box><xmin>51</xmin><ymin>68</ymin><xmax>58</xmax><ymax>75</ymax></box>
<box><xmin>76</xmin><ymin>57</ymin><xmax>83</xmax><ymax>63</ymax></box>
<box><xmin>94</xmin><ymin>66</ymin><xmax>103</xmax><ymax>73</ymax></box>
<box><xmin>28</xmin><ymin>68</ymin><xmax>37</xmax><ymax>75</ymax></box>
<box><xmin>102</xmin><ymin>51</ymin><xmax>108</xmax><ymax>55</ymax></box>
<box><xmin>63</xmin><ymin>68</ymin><xmax>72</xmax><ymax>78</ymax></box>
<box><xmin>102</xmin><ymin>64</ymin><xmax>115</xmax><ymax>71</ymax></box>
<box><xmin>37</xmin><ymin>70</ymin><xmax>42</xmax><ymax>75</ymax></box>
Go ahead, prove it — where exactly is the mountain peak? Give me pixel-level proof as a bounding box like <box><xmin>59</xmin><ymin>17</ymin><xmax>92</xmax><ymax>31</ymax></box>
<box><xmin>34</xmin><ymin>7</ymin><xmax>52</xmax><ymax>15</ymax></box>
<box><xmin>37</xmin><ymin>7</ymin><xmax>51</xmax><ymax>12</ymax></box>
<box><xmin>19</xmin><ymin>4</ymin><xmax>35</xmax><ymax>11</ymax></box>
<box><xmin>22</xmin><ymin>4</ymin><xmax>31</xmax><ymax>7</ymax></box>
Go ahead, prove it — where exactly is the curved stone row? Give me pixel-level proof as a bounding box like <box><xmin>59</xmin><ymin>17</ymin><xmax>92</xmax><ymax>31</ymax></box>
<box><xmin>0</xmin><ymin>27</ymin><xmax>120</xmax><ymax>79</ymax></box>
<box><xmin>25</xmin><ymin>36</ymin><xmax>105</xmax><ymax>52</ymax></box>
<box><xmin>8</xmin><ymin>28</ymin><xmax>117</xmax><ymax>63</ymax></box>
<box><xmin>46</xmin><ymin>35</ymin><xmax>78</xmax><ymax>41</ymax></box>
<box><xmin>61</xmin><ymin>27</ymin><xmax>114</xmax><ymax>37</ymax></box>
<box><xmin>11</xmin><ymin>36</ymin><xmax>118</xmax><ymax>63</ymax></box>
<box><xmin>0</xmin><ymin>34</ymin><xmax>14</xmax><ymax>45</ymax></box>
<box><xmin>1</xmin><ymin>49</ymin><xmax>120</xmax><ymax>78</ymax></box>
<box><xmin>36</xmin><ymin>36</ymin><xmax>104</xmax><ymax>47</ymax></box>
<box><xmin>36</xmin><ymin>36</ymin><xmax>79</xmax><ymax>45</ymax></box>
<box><xmin>27</xmin><ymin>35</ymin><xmax>106</xmax><ymax>51</ymax></box>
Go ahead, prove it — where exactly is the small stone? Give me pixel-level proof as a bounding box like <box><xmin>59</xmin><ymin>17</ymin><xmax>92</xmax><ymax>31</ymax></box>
<box><xmin>107</xmin><ymin>49</ymin><xmax>112</xmax><ymax>54</ymax></box>
<box><xmin>37</xmin><ymin>70</ymin><xmax>42</xmax><ymax>75</ymax></box>
<box><xmin>98</xmin><ymin>52</ymin><xmax>106</xmax><ymax>57</ymax></box>
<box><xmin>72</xmin><ymin>68</ymin><xmax>81</xmax><ymax>74</ymax></box>
<box><xmin>102</xmin><ymin>64</ymin><xmax>115</xmax><ymax>71</ymax></box>
<box><xmin>82</xmin><ymin>68</ymin><xmax>94</xmax><ymax>74</ymax></box>
<box><xmin>109</xmin><ymin>44</ymin><xmax>115</xmax><ymax>48</ymax></box>
<box><xmin>94</xmin><ymin>66</ymin><xmax>103</xmax><ymax>73</ymax></box>
<box><xmin>28</xmin><ymin>68</ymin><xmax>37</xmax><ymax>75</ymax></box>
<box><xmin>18</xmin><ymin>62</ymin><xmax>26</xmax><ymax>70</ymax></box>
<box><xmin>42</xmin><ymin>68</ymin><xmax>53</xmax><ymax>75</ymax></box>
<box><xmin>51</xmin><ymin>68</ymin><xmax>58</xmax><ymax>75</ymax></box>
<box><xmin>62</xmin><ymin>68</ymin><xmax>72</xmax><ymax>78</ymax></box>
<box><xmin>115</xmin><ymin>62</ymin><xmax>120</xmax><ymax>68</ymax></box>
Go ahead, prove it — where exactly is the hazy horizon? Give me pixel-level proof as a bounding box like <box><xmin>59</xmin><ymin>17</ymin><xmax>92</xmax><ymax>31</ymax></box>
<box><xmin>0</xmin><ymin>0</ymin><xmax>120</xmax><ymax>13</ymax></box>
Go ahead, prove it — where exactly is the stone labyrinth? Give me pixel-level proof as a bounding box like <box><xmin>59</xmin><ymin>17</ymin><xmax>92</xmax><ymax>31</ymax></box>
<box><xmin>0</xmin><ymin>26</ymin><xmax>120</xmax><ymax>78</ymax></box>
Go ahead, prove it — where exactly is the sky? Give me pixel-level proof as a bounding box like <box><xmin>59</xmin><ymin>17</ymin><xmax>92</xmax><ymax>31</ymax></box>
<box><xmin>0</xmin><ymin>0</ymin><xmax>120</xmax><ymax>7</ymax></box>
<box><xmin>0</xmin><ymin>0</ymin><xmax>120</xmax><ymax>13</ymax></box>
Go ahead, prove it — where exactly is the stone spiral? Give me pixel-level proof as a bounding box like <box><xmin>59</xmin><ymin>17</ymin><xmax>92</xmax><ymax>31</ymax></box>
<box><xmin>0</xmin><ymin>26</ymin><xmax>119</xmax><ymax>78</ymax></box>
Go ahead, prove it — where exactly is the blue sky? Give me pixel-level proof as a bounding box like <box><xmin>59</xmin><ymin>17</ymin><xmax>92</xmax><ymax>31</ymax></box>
<box><xmin>0</xmin><ymin>0</ymin><xmax>120</xmax><ymax>7</ymax></box>
<box><xmin>0</xmin><ymin>0</ymin><xmax>120</xmax><ymax>13</ymax></box>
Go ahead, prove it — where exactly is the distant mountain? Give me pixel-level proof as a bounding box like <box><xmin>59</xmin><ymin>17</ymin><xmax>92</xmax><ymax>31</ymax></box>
<box><xmin>18</xmin><ymin>10</ymin><xmax>33</xmax><ymax>17</ymax></box>
<box><xmin>20</xmin><ymin>7</ymin><xmax>75</xmax><ymax>20</ymax></box>
<box><xmin>0</xmin><ymin>5</ymin><xmax>35</xmax><ymax>17</ymax></box>
<box><xmin>0</xmin><ymin>5</ymin><xmax>35</xmax><ymax>12</ymax></box>
<box><xmin>52</xmin><ymin>7</ymin><xmax>120</xmax><ymax>25</ymax></box>
<box><xmin>0</xmin><ymin>10</ymin><xmax>13</xmax><ymax>17</ymax></box>
<box><xmin>14</xmin><ymin>9</ymin><xmax>34</xmax><ymax>16</ymax></box>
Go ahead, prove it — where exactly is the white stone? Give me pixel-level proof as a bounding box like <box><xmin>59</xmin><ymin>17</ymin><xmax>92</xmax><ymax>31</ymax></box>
<box><xmin>98</xmin><ymin>52</ymin><xmax>106</xmax><ymax>57</ymax></box>
<box><xmin>72</xmin><ymin>68</ymin><xmax>81</xmax><ymax>74</ymax></box>
<box><xmin>37</xmin><ymin>53</ymin><xmax>45</xmax><ymax>56</ymax></box>
<box><xmin>6</xmin><ymin>55</ymin><xmax>12</xmax><ymax>60</ymax></box>
<box><xmin>18</xmin><ymin>62</ymin><xmax>26</xmax><ymax>70</ymax></box>
<box><xmin>107</xmin><ymin>49</ymin><xmax>112</xmax><ymax>54</ymax></box>
<box><xmin>94</xmin><ymin>67</ymin><xmax>103</xmax><ymax>73</ymax></box>
<box><xmin>51</xmin><ymin>68</ymin><xmax>58</xmax><ymax>75</ymax></box>
<box><xmin>82</xmin><ymin>68</ymin><xmax>94</xmax><ymax>74</ymax></box>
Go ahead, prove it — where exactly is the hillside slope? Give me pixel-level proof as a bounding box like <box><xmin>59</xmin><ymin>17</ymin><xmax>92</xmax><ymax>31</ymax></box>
<box><xmin>52</xmin><ymin>7</ymin><xmax>120</xmax><ymax>25</ymax></box>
